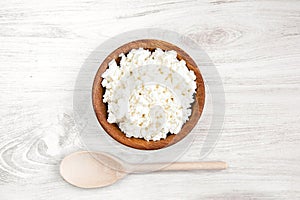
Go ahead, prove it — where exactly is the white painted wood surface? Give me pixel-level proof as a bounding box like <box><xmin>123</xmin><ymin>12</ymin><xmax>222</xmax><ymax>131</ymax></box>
<box><xmin>0</xmin><ymin>0</ymin><xmax>300</xmax><ymax>199</ymax></box>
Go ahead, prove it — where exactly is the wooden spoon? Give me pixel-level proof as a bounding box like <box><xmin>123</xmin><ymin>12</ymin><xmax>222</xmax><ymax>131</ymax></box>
<box><xmin>60</xmin><ymin>151</ymin><xmax>227</xmax><ymax>188</ymax></box>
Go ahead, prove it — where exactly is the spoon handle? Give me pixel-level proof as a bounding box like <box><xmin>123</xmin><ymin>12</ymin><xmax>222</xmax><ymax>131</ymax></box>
<box><xmin>161</xmin><ymin>161</ymin><xmax>227</xmax><ymax>171</ymax></box>
<box><xmin>131</xmin><ymin>161</ymin><xmax>227</xmax><ymax>172</ymax></box>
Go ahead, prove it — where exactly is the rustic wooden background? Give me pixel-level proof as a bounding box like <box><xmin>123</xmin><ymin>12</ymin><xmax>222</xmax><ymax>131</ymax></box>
<box><xmin>0</xmin><ymin>0</ymin><xmax>300</xmax><ymax>199</ymax></box>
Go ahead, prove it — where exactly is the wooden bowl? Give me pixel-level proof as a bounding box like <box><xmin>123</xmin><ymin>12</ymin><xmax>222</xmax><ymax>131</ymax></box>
<box><xmin>92</xmin><ymin>39</ymin><xmax>205</xmax><ymax>150</ymax></box>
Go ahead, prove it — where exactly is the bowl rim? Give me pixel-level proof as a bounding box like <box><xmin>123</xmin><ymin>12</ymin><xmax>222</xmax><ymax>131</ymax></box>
<box><xmin>92</xmin><ymin>39</ymin><xmax>205</xmax><ymax>150</ymax></box>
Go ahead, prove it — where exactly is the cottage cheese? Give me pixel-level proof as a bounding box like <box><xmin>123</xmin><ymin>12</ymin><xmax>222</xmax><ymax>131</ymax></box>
<box><xmin>101</xmin><ymin>48</ymin><xmax>197</xmax><ymax>141</ymax></box>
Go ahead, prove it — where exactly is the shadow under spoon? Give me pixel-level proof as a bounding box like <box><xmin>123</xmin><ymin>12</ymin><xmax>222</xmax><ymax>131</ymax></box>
<box><xmin>60</xmin><ymin>151</ymin><xmax>227</xmax><ymax>188</ymax></box>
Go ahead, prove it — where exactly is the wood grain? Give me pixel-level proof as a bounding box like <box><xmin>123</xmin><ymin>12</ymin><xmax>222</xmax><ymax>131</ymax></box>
<box><xmin>0</xmin><ymin>0</ymin><xmax>300</xmax><ymax>199</ymax></box>
<box><xmin>92</xmin><ymin>39</ymin><xmax>205</xmax><ymax>150</ymax></box>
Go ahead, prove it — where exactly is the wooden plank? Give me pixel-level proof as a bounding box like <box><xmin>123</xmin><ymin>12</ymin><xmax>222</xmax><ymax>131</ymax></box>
<box><xmin>0</xmin><ymin>0</ymin><xmax>299</xmax><ymax>199</ymax></box>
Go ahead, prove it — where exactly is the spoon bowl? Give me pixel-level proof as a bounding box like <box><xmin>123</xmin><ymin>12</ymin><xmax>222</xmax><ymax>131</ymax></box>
<box><xmin>60</xmin><ymin>151</ymin><xmax>126</xmax><ymax>188</ymax></box>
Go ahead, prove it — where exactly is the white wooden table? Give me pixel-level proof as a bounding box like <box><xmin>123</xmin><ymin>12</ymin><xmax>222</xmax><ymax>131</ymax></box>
<box><xmin>1</xmin><ymin>0</ymin><xmax>300</xmax><ymax>199</ymax></box>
